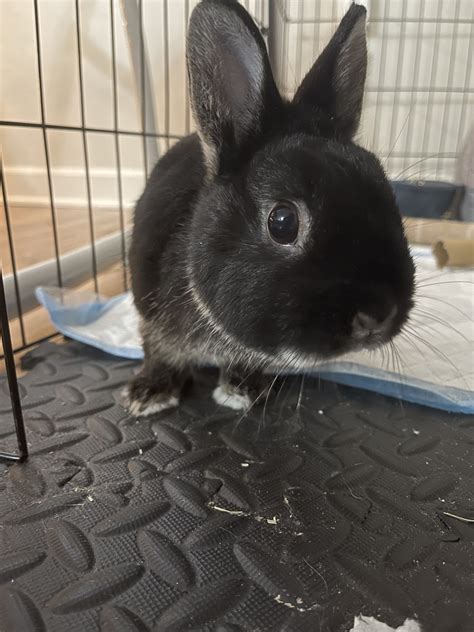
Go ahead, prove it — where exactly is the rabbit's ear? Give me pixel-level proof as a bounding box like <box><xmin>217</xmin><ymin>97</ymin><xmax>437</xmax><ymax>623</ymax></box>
<box><xmin>187</xmin><ymin>0</ymin><xmax>281</xmax><ymax>175</ymax></box>
<box><xmin>293</xmin><ymin>3</ymin><xmax>367</xmax><ymax>139</ymax></box>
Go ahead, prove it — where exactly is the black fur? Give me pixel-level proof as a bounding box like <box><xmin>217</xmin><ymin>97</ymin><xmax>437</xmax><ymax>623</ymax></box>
<box><xmin>127</xmin><ymin>1</ymin><xmax>415</xmax><ymax>412</ymax></box>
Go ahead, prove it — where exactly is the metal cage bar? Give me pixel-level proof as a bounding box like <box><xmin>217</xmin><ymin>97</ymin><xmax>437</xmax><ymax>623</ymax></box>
<box><xmin>110</xmin><ymin>0</ymin><xmax>128</xmax><ymax>291</ymax></box>
<box><xmin>1</xmin><ymin>164</ymin><xmax>26</xmax><ymax>348</ymax></box>
<box><xmin>75</xmin><ymin>0</ymin><xmax>99</xmax><ymax>293</ymax></box>
<box><xmin>33</xmin><ymin>0</ymin><xmax>63</xmax><ymax>289</ymax></box>
<box><xmin>0</xmin><ymin>267</ymin><xmax>28</xmax><ymax>463</ymax></box>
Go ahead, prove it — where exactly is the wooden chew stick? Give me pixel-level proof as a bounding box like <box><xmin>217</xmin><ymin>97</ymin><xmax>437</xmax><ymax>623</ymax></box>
<box><xmin>433</xmin><ymin>239</ymin><xmax>474</xmax><ymax>269</ymax></box>
<box><xmin>403</xmin><ymin>217</ymin><xmax>474</xmax><ymax>244</ymax></box>
<box><xmin>403</xmin><ymin>218</ymin><xmax>474</xmax><ymax>268</ymax></box>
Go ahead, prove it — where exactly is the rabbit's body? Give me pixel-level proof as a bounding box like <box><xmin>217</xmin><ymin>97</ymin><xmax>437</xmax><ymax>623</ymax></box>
<box><xmin>126</xmin><ymin>0</ymin><xmax>415</xmax><ymax>415</ymax></box>
<box><xmin>130</xmin><ymin>134</ymin><xmax>206</xmax><ymax>365</ymax></box>
<box><xmin>131</xmin><ymin>134</ymin><xmax>269</xmax><ymax>366</ymax></box>
<box><xmin>129</xmin><ymin>133</ymin><xmax>269</xmax><ymax>412</ymax></box>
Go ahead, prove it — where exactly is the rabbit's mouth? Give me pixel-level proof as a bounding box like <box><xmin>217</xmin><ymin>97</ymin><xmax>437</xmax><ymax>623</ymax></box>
<box><xmin>274</xmin><ymin>329</ymin><xmax>400</xmax><ymax>373</ymax></box>
<box><xmin>274</xmin><ymin>296</ymin><xmax>414</xmax><ymax>366</ymax></box>
<box><xmin>349</xmin><ymin>332</ymin><xmax>393</xmax><ymax>353</ymax></box>
<box><xmin>340</xmin><ymin>306</ymin><xmax>412</xmax><ymax>356</ymax></box>
<box><xmin>349</xmin><ymin>305</ymin><xmax>400</xmax><ymax>350</ymax></box>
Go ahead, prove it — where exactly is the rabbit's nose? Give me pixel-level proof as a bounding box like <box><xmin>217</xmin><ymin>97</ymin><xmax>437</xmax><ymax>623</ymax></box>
<box><xmin>352</xmin><ymin>306</ymin><xmax>397</xmax><ymax>340</ymax></box>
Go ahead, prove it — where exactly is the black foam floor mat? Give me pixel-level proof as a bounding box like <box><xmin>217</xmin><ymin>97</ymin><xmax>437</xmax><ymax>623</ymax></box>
<box><xmin>0</xmin><ymin>340</ymin><xmax>473</xmax><ymax>632</ymax></box>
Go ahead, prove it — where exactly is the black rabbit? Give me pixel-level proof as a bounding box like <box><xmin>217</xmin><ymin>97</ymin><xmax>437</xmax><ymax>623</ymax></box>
<box><xmin>126</xmin><ymin>0</ymin><xmax>415</xmax><ymax>415</ymax></box>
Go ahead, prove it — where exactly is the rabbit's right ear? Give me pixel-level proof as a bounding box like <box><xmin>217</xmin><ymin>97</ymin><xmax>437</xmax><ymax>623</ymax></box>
<box><xmin>293</xmin><ymin>3</ymin><xmax>367</xmax><ymax>139</ymax></box>
<box><xmin>187</xmin><ymin>0</ymin><xmax>282</xmax><ymax>176</ymax></box>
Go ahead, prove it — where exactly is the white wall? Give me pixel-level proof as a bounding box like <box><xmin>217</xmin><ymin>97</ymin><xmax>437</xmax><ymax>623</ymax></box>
<box><xmin>1</xmin><ymin>0</ymin><xmax>473</xmax><ymax>210</ymax></box>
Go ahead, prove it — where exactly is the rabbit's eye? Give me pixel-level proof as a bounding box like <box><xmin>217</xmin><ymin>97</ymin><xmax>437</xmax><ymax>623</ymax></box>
<box><xmin>268</xmin><ymin>203</ymin><xmax>299</xmax><ymax>245</ymax></box>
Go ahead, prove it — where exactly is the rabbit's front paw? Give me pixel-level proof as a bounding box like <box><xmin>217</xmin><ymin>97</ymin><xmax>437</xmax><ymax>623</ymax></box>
<box><xmin>212</xmin><ymin>383</ymin><xmax>252</xmax><ymax>411</ymax></box>
<box><xmin>123</xmin><ymin>373</ymin><xmax>180</xmax><ymax>417</ymax></box>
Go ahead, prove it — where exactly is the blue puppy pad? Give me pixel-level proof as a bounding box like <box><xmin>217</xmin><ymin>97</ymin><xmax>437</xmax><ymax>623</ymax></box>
<box><xmin>36</xmin><ymin>278</ymin><xmax>473</xmax><ymax>414</ymax></box>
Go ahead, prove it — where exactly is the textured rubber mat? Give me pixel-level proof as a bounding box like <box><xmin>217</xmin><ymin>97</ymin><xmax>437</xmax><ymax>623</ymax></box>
<box><xmin>0</xmin><ymin>341</ymin><xmax>473</xmax><ymax>632</ymax></box>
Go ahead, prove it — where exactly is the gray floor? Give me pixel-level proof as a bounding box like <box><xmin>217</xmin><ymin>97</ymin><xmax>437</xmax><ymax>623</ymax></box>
<box><xmin>0</xmin><ymin>340</ymin><xmax>472</xmax><ymax>631</ymax></box>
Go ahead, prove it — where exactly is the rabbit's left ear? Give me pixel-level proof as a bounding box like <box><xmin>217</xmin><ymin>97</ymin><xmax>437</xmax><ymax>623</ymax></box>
<box><xmin>293</xmin><ymin>3</ymin><xmax>367</xmax><ymax>139</ymax></box>
<box><xmin>187</xmin><ymin>0</ymin><xmax>282</xmax><ymax>175</ymax></box>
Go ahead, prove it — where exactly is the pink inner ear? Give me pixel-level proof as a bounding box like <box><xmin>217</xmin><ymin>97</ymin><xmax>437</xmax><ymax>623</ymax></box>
<box><xmin>218</xmin><ymin>34</ymin><xmax>264</xmax><ymax>143</ymax></box>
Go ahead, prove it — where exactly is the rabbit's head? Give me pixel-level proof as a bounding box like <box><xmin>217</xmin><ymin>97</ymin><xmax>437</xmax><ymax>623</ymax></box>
<box><xmin>186</xmin><ymin>0</ymin><xmax>415</xmax><ymax>366</ymax></box>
